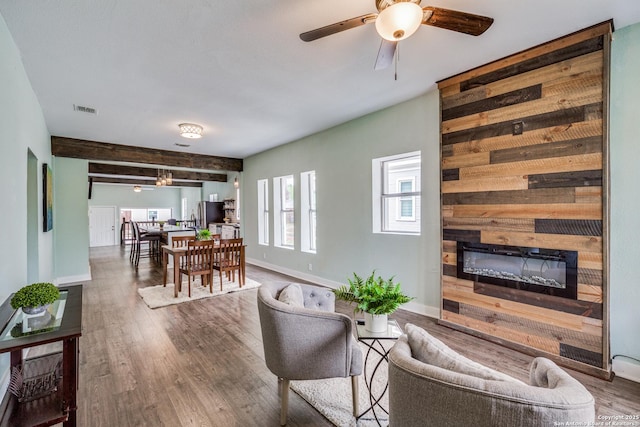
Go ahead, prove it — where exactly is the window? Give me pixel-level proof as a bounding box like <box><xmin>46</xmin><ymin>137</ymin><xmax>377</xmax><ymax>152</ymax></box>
<box><xmin>301</xmin><ymin>171</ymin><xmax>316</xmax><ymax>253</ymax></box>
<box><xmin>274</xmin><ymin>175</ymin><xmax>294</xmax><ymax>249</ymax></box>
<box><xmin>372</xmin><ymin>151</ymin><xmax>421</xmax><ymax>234</ymax></box>
<box><xmin>257</xmin><ymin>179</ymin><xmax>269</xmax><ymax>246</ymax></box>
<box><xmin>181</xmin><ymin>197</ymin><xmax>188</xmax><ymax>220</ymax></box>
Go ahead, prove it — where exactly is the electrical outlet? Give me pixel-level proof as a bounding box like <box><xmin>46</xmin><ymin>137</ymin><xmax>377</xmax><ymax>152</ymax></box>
<box><xmin>308</xmin><ymin>263</ymin><xmax>313</xmax><ymax>271</ymax></box>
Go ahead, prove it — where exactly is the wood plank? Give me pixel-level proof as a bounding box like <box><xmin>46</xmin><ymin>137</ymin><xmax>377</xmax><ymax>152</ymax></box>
<box><xmin>490</xmin><ymin>136</ymin><xmax>602</xmax><ymax>165</ymax></box>
<box><xmin>52</xmin><ymin>136</ymin><xmax>243</xmax><ymax>171</ymax></box>
<box><xmin>575</xmin><ymin>186</ymin><xmax>603</xmax><ymax>204</ymax></box>
<box><xmin>450</xmin><ymin>119</ymin><xmax>603</xmax><ymax>156</ymax></box>
<box><xmin>578</xmin><ymin>252</ymin><xmax>603</xmax><ymax>270</ymax></box>
<box><xmin>457</xmin><ymin>300</ymin><xmax>602</xmax><ymax>352</ymax></box>
<box><xmin>528</xmin><ymin>169</ymin><xmax>602</xmax><ymax>189</ymax></box>
<box><xmin>441</xmin><ymin>51</ymin><xmax>602</xmax><ymax>108</ymax></box>
<box><xmin>449</xmin><ymin>203</ymin><xmax>602</xmax><ymax>220</ymax></box>
<box><xmin>89</xmin><ymin>177</ymin><xmax>202</xmax><ymax>187</ymax></box>
<box><xmin>578</xmin><ymin>268</ymin><xmax>603</xmax><ymax>286</ymax></box>
<box><xmin>442</xmin><ymin>217</ymin><xmax>535</xmax><ymax>233</ymax></box>
<box><xmin>442</xmin><ymin>285</ymin><xmax>598</xmax><ymax>332</ymax></box>
<box><xmin>441</xmin><ymin>151</ymin><xmax>491</xmax><ymax>169</ymax></box>
<box><xmin>442</xmin><ymin>84</ymin><xmax>602</xmax><ymax>135</ymax></box>
<box><xmin>88</xmin><ymin>163</ymin><xmax>227</xmax><ymax>182</ymax></box>
<box><xmin>442</xmin><ymin>250</ymin><xmax>456</xmax><ymax>266</ymax></box>
<box><xmin>443</xmin><ymin>263</ymin><xmax>457</xmax><ymax>277</ymax></box>
<box><xmin>437</xmin><ymin>21</ymin><xmax>611</xmax><ymax>89</ymax></box>
<box><xmin>442</xmin><ymin>299</ymin><xmax>460</xmax><ymax>314</ymax></box>
<box><xmin>442</xmin><ymin>175</ymin><xmax>529</xmax><ymax>194</ymax></box>
<box><xmin>480</xmin><ymin>230</ymin><xmax>603</xmax><ymax>253</ymax></box>
<box><xmin>459</xmin><ymin>152</ymin><xmax>602</xmax><ymax>180</ymax></box>
<box><xmin>442</xmin><ymin>85</ymin><xmax>542</xmax><ymax>121</ymax></box>
<box><xmin>458</xmin><ymin>36</ymin><xmax>603</xmax><ymax>91</ymax></box>
<box><xmin>442</xmin><ymin>168</ymin><xmax>460</xmax><ymax>181</ymax></box>
<box><xmin>472</xmin><ymin>282</ymin><xmax>602</xmax><ymax>320</ymax></box>
<box><xmin>441</xmin><ymin>311</ymin><xmax>561</xmax><ymax>355</ymax></box>
<box><xmin>578</xmin><ymin>284</ymin><xmax>603</xmax><ymax>303</ymax></box>
<box><xmin>442</xmin><ymin>104</ymin><xmax>598</xmax><ymax>146</ymax></box>
<box><xmin>442</xmin><ymin>229</ymin><xmax>481</xmax><ymax>243</ymax></box>
<box><xmin>443</xmin><ymin>187</ymin><xmax>576</xmax><ymax>206</ymax></box>
<box><xmin>441</xmin><ymin>85</ymin><xmax>488</xmax><ymax>110</ymax></box>
<box><xmin>560</xmin><ymin>343</ymin><xmax>603</xmax><ymax>368</ymax></box>
<box><xmin>534</xmin><ymin>219</ymin><xmax>602</xmax><ymax>236</ymax></box>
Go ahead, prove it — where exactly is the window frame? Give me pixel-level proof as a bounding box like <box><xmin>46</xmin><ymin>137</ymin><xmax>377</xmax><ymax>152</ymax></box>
<box><xmin>301</xmin><ymin>170</ymin><xmax>316</xmax><ymax>254</ymax></box>
<box><xmin>257</xmin><ymin>179</ymin><xmax>269</xmax><ymax>246</ymax></box>
<box><xmin>273</xmin><ymin>175</ymin><xmax>295</xmax><ymax>249</ymax></box>
<box><xmin>372</xmin><ymin>151</ymin><xmax>421</xmax><ymax>235</ymax></box>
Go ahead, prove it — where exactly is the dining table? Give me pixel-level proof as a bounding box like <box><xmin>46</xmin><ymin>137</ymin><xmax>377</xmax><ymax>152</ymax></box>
<box><xmin>162</xmin><ymin>242</ymin><xmax>246</xmax><ymax>297</ymax></box>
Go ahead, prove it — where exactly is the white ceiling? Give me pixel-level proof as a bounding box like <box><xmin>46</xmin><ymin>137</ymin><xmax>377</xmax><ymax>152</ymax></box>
<box><xmin>1</xmin><ymin>0</ymin><xmax>639</xmax><ymax>160</ymax></box>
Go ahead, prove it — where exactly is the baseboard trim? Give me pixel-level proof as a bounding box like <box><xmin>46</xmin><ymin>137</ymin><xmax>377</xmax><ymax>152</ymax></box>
<box><xmin>246</xmin><ymin>258</ymin><xmax>440</xmax><ymax>319</ymax></box>
<box><xmin>612</xmin><ymin>357</ymin><xmax>640</xmax><ymax>383</ymax></box>
<box><xmin>55</xmin><ymin>270</ymin><xmax>92</xmax><ymax>286</ymax></box>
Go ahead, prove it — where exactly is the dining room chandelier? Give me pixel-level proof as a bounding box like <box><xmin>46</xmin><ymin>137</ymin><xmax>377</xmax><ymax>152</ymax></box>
<box><xmin>156</xmin><ymin>169</ymin><xmax>173</xmax><ymax>187</ymax></box>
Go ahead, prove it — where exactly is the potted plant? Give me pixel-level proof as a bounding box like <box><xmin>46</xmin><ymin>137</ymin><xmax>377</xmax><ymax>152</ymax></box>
<box><xmin>197</xmin><ymin>229</ymin><xmax>212</xmax><ymax>240</ymax></box>
<box><xmin>10</xmin><ymin>282</ymin><xmax>60</xmax><ymax>315</ymax></box>
<box><xmin>333</xmin><ymin>271</ymin><xmax>413</xmax><ymax>332</ymax></box>
<box><xmin>158</xmin><ymin>220</ymin><xmax>166</xmax><ymax>230</ymax></box>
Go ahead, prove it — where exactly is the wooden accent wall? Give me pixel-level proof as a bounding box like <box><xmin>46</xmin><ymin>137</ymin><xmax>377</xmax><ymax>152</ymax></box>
<box><xmin>437</xmin><ymin>21</ymin><xmax>612</xmax><ymax>378</ymax></box>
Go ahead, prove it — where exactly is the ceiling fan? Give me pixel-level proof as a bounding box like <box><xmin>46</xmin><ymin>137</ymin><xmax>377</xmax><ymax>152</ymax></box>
<box><xmin>300</xmin><ymin>0</ymin><xmax>494</xmax><ymax>70</ymax></box>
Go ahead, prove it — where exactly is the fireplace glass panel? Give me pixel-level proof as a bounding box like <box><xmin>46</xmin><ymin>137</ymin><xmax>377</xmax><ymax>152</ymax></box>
<box><xmin>456</xmin><ymin>242</ymin><xmax>578</xmax><ymax>300</ymax></box>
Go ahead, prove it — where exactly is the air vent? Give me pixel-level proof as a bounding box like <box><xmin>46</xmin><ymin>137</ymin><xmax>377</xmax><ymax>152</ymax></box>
<box><xmin>174</xmin><ymin>142</ymin><xmax>191</xmax><ymax>148</ymax></box>
<box><xmin>73</xmin><ymin>104</ymin><xmax>98</xmax><ymax>115</ymax></box>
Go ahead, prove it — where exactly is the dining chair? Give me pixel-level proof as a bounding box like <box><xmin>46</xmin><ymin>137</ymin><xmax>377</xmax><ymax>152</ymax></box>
<box><xmin>162</xmin><ymin>235</ymin><xmax>196</xmax><ymax>287</ymax></box>
<box><xmin>132</xmin><ymin>221</ymin><xmax>161</xmax><ymax>267</ymax></box>
<box><xmin>213</xmin><ymin>238</ymin><xmax>243</xmax><ymax>290</ymax></box>
<box><xmin>179</xmin><ymin>240</ymin><xmax>215</xmax><ymax>297</ymax></box>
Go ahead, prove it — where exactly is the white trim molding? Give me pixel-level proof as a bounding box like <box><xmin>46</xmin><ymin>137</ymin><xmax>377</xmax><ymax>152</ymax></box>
<box><xmin>612</xmin><ymin>357</ymin><xmax>640</xmax><ymax>383</ymax></box>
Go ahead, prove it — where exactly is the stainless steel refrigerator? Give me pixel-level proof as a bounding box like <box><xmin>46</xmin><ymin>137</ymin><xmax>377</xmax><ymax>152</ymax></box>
<box><xmin>197</xmin><ymin>201</ymin><xmax>224</xmax><ymax>228</ymax></box>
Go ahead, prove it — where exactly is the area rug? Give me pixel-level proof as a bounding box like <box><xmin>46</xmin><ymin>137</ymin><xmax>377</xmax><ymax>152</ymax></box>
<box><xmin>291</xmin><ymin>342</ymin><xmax>391</xmax><ymax>427</ymax></box>
<box><xmin>137</xmin><ymin>276</ymin><xmax>261</xmax><ymax>309</ymax></box>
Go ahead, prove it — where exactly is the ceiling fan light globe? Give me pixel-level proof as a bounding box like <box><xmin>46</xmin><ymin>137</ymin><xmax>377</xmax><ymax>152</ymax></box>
<box><xmin>375</xmin><ymin>2</ymin><xmax>423</xmax><ymax>41</ymax></box>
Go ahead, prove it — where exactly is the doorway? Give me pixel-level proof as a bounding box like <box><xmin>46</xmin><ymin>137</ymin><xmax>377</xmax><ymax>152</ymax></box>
<box><xmin>89</xmin><ymin>206</ymin><xmax>116</xmax><ymax>247</ymax></box>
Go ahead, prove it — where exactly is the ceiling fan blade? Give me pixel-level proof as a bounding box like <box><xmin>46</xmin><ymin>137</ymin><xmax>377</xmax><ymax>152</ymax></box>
<box><xmin>374</xmin><ymin>39</ymin><xmax>397</xmax><ymax>71</ymax></box>
<box><xmin>422</xmin><ymin>7</ymin><xmax>493</xmax><ymax>36</ymax></box>
<box><xmin>300</xmin><ymin>13</ymin><xmax>377</xmax><ymax>42</ymax></box>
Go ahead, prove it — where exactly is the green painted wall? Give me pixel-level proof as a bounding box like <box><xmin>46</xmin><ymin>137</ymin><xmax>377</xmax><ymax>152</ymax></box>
<box><xmin>610</xmin><ymin>22</ymin><xmax>640</xmax><ymax>369</ymax></box>
<box><xmin>0</xmin><ymin>13</ymin><xmax>53</xmax><ymax>381</ymax></box>
<box><xmin>89</xmin><ymin>184</ymin><xmax>182</xmax><ymax>216</ymax></box>
<box><xmin>243</xmin><ymin>91</ymin><xmax>442</xmax><ymax>316</ymax></box>
<box><xmin>53</xmin><ymin>157</ymin><xmax>90</xmax><ymax>282</ymax></box>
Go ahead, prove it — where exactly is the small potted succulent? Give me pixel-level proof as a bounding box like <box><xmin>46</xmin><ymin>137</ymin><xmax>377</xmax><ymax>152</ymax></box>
<box><xmin>334</xmin><ymin>271</ymin><xmax>413</xmax><ymax>332</ymax></box>
<box><xmin>11</xmin><ymin>282</ymin><xmax>60</xmax><ymax>315</ymax></box>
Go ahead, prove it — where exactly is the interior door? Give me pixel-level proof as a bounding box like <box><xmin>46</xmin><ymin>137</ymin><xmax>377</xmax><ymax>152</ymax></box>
<box><xmin>89</xmin><ymin>206</ymin><xmax>116</xmax><ymax>247</ymax></box>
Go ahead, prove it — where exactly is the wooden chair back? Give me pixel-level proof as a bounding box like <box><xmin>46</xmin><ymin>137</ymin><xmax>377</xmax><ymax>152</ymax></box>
<box><xmin>214</xmin><ymin>238</ymin><xmax>244</xmax><ymax>288</ymax></box>
<box><xmin>171</xmin><ymin>235</ymin><xmax>196</xmax><ymax>248</ymax></box>
<box><xmin>182</xmin><ymin>240</ymin><xmax>214</xmax><ymax>273</ymax></box>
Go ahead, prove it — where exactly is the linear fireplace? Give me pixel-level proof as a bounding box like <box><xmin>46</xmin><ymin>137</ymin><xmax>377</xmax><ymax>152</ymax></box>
<box><xmin>457</xmin><ymin>242</ymin><xmax>578</xmax><ymax>300</ymax></box>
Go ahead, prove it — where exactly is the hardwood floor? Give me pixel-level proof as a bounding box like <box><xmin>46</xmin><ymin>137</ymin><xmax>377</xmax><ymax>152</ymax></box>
<box><xmin>69</xmin><ymin>245</ymin><xmax>639</xmax><ymax>426</ymax></box>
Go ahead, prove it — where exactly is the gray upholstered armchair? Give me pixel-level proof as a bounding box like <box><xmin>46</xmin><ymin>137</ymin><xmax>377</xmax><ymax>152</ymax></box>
<box><xmin>388</xmin><ymin>323</ymin><xmax>595</xmax><ymax>427</ymax></box>
<box><xmin>257</xmin><ymin>282</ymin><xmax>363</xmax><ymax>426</ymax></box>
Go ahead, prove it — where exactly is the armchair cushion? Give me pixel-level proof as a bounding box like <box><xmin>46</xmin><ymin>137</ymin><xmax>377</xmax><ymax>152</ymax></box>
<box><xmin>406</xmin><ymin>323</ymin><xmax>526</xmax><ymax>385</ymax></box>
<box><xmin>277</xmin><ymin>283</ymin><xmax>304</xmax><ymax>307</ymax></box>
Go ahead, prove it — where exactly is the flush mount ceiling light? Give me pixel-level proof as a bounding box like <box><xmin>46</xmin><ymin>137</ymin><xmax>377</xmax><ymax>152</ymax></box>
<box><xmin>375</xmin><ymin>1</ymin><xmax>424</xmax><ymax>41</ymax></box>
<box><xmin>178</xmin><ymin>123</ymin><xmax>203</xmax><ymax>139</ymax></box>
<box><xmin>133</xmin><ymin>185</ymin><xmax>142</xmax><ymax>192</ymax></box>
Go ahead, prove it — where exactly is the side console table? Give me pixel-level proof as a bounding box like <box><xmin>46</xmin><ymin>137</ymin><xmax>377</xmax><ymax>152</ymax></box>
<box><xmin>0</xmin><ymin>285</ymin><xmax>82</xmax><ymax>427</ymax></box>
<box><xmin>356</xmin><ymin>318</ymin><xmax>403</xmax><ymax>426</ymax></box>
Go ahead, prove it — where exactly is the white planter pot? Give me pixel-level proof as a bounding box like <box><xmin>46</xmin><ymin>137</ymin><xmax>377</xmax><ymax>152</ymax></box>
<box><xmin>364</xmin><ymin>312</ymin><xmax>388</xmax><ymax>333</ymax></box>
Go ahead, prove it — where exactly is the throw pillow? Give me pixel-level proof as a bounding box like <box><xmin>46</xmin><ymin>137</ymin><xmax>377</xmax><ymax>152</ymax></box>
<box><xmin>405</xmin><ymin>323</ymin><xmax>526</xmax><ymax>384</ymax></box>
<box><xmin>277</xmin><ymin>283</ymin><xmax>304</xmax><ymax>308</ymax></box>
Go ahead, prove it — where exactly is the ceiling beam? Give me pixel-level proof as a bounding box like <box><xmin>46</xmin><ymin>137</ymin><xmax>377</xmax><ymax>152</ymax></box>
<box><xmin>52</xmin><ymin>136</ymin><xmax>243</xmax><ymax>171</ymax></box>
<box><xmin>89</xmin><ymin>177</ymin><xmax>202</xmax><ymax>187</ymax></box>
<box><xmin>88</xmin><ymin>163</ymin><xmax>227</xmax><ymax>182</ymax></box>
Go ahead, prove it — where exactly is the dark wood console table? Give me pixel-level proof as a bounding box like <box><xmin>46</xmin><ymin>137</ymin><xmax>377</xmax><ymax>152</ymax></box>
<box><xmin>0</xmin><ymin>285</ymin><xmax>82</xmax><ymax>427</ymax></box>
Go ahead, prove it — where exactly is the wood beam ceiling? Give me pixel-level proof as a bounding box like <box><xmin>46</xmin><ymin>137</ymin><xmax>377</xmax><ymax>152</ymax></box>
<box><xmin>89</xmin><ymin>177</ymin><xmax>202</xmax><ymax>187</ymax></box>
<box><xmin>52</xmin><ymin>136</ymin><xmax>243</xmax><ymax>171</ymax></box>
<box><xmin>88</xmin><ymin>163</ymin><xmax>226</xmax><ymax>182</ymax></box>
